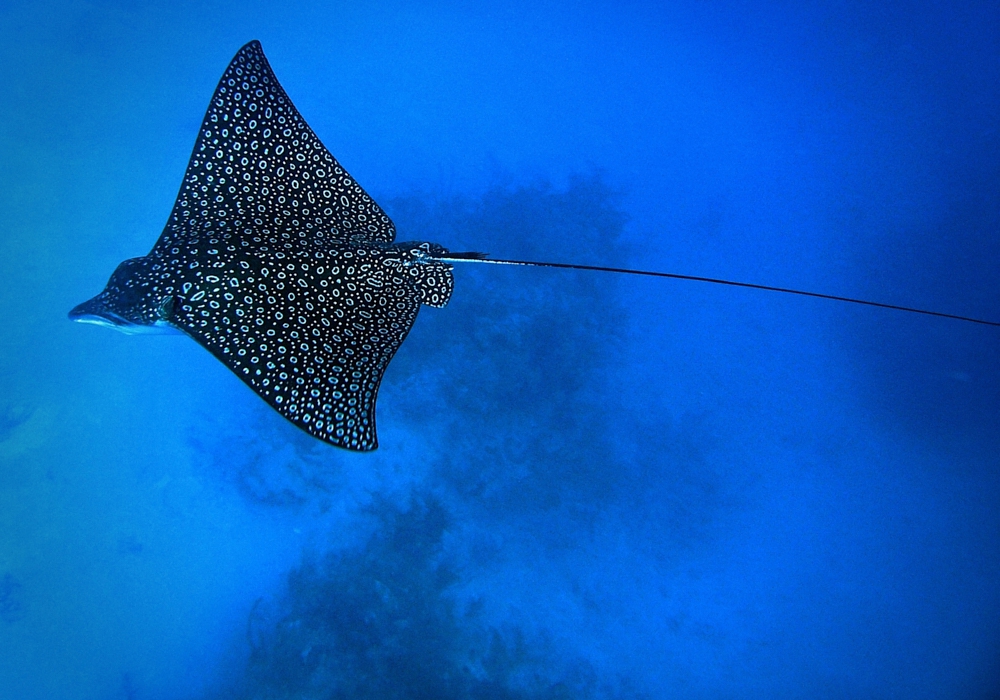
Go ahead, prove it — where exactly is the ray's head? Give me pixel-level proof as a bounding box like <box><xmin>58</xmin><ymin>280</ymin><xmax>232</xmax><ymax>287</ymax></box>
<box><xmin>69</xmin><ymin>256</ymin><xmax>176</xmax><ymax>334</ymax></box>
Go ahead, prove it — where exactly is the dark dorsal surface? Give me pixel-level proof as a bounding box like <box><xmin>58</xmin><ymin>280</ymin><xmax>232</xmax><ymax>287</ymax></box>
<box><xmin>135</xmin><ymin>41</ymin><xmax>453</xmax><ymax>450</ymax></box>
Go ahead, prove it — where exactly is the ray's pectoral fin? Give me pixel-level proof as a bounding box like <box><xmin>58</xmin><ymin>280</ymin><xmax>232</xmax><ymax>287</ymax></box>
<box><xmin>164</xmin><ymin>264</ymin><xmax>424</xmax><ymax>452</ymax></box>
<box><xmin>169</xmin><ymin>309</ymin><xmax>383</xmax><ymax>451</ymax></box>
<box><xmin>152</xmin><ymin>40</ymin><xmax>397</xmax><ymax>256</ymax></box>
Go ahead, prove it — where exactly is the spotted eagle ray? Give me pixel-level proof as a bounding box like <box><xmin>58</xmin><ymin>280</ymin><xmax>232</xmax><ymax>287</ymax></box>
<box><xmin>69</xmin><ymin>41</ymin><xmax>998</xmax><ymax>451</ymax></box>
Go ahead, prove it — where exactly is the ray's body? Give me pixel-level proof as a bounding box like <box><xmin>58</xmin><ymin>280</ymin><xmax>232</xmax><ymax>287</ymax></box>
<box><xmin>70</xmin><ymin>41</ymin><xmax>454</xmax><ymax>450</ymax></box>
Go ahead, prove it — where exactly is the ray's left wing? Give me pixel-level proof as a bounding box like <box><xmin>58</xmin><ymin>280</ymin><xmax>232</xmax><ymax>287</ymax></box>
<box><xmin>153</xmin><ymin>40</ymin><xmax>396</xmax><ymax>256</ymax></box>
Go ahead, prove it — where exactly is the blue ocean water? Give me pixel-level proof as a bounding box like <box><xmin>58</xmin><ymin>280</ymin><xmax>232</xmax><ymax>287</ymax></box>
<box><xmin>1</xmin><ymin>0</ymin><xmax>998</xmax><ymax>698</ymax></box>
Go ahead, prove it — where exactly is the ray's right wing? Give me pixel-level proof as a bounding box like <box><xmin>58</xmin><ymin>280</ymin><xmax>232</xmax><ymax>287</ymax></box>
<box><xmin>167</xmin><ymin>249</ymin><xmax>422</xmax><ymax>451</ymax></box>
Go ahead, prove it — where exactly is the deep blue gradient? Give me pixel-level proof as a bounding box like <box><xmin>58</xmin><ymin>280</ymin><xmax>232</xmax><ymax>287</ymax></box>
<box><xmin>1</xmin><ymin>1</ymin><xmax>998</xmax><ymax>698</ymax></box>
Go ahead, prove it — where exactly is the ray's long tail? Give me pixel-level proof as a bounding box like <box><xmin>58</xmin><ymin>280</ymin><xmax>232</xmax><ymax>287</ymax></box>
<box><xmin>435</xmin><ymin>253</ymin><xmax>1000</xmax><ymax>328</ymax></box>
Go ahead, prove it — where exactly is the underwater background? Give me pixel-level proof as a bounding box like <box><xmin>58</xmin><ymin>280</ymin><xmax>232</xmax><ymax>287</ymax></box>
<box><xmin>1</xmin><ymin>0</ymin><xmax>998</xmax><ymax>698</ymax></box>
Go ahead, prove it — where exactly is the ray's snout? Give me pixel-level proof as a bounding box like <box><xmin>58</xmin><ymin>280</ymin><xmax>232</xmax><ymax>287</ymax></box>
<box><xmin>69</xmin><ymin>287</ymin><xmax>179</xmax><ymax>335</ymax></box>
<box><xmin>68</xmin><ymin>294</ymin><xmax>106</xmax><ymax>321</ymax></box>
<box><xmin>68</xmin><ymin>293</ymin><xmax>125</xmax><ymax>329</ymax></box>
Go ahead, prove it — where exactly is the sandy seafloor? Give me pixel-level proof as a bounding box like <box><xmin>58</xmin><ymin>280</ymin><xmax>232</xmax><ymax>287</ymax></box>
<box><xmin>0</xmin><ymin>1</ymin><xmax>998</xmax><ymax>698</ymax></box>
